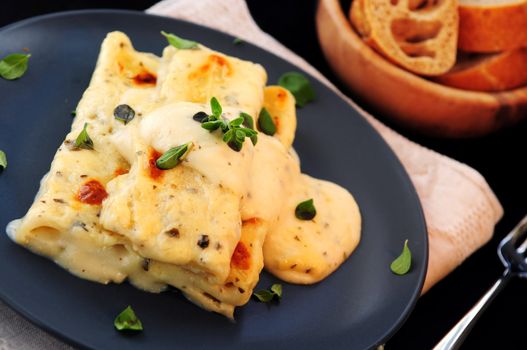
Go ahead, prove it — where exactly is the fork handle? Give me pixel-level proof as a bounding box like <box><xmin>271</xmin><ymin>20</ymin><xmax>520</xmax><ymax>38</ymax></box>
<box><xmin>433</xmin><ymin>270</ymin><xmax>513</xmax><ymax>350</ymax></box>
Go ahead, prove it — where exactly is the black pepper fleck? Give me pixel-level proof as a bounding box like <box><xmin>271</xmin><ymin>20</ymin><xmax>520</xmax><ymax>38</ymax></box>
<box><xmin>142</xmin><ymin>258</ymin><xmax>150</xmax><ymax>271</ymax></box>
<box><xmin>197</xmin><ymin>234</ymin><xmax>210</xmax><ymax>248</ymax></box>
<box><xmin>73</xmin><ymin>221</ymin><xmax>89</xmax><ymax>232</ymax></box>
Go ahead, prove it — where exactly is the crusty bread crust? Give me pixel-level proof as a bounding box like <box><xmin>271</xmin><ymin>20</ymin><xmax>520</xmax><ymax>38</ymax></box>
<box><xmin>318</xmin><ymin>0</ymin><xmax>527</xmax><ymax>137</ymax></box>
<box><xmin>350</xmin><ymin>0</ymin><xmax>459</xmax><ymax>76</ymax></box>
<box><xmin>434</xmin><ymin>49</ymin><xmax>527</xmax><ymax>91</ymax></box>
<box><xmin>459</xmin><ymin>0</ymin><xmax>527</xmax><ymax>52</ymax></box>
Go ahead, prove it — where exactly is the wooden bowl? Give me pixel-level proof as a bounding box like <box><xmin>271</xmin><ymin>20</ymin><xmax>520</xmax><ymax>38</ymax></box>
<box><xmin>316</xmin><ymin>0</ymin><xmax>527</xmax><ymax>137</ymax></box>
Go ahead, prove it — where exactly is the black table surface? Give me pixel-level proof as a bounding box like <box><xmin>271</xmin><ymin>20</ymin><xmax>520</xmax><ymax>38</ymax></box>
<box><xmin>1</xmin><ymin>1</ymin><xmax>526</xmax><ymax>349</ymax></box>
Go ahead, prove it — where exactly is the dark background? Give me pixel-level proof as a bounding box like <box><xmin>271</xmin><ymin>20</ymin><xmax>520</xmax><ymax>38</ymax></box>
<box><xmin>1</xmin><ymin>1</ymin><xmax>525</xmax><ymax>349</ymax></box>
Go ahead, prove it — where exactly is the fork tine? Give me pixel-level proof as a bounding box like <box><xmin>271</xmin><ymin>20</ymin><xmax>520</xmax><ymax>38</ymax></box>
<box><xmin>498</xmin><ymin>214</ymin><xmax>527</xmax><ymax>269</ymax></box>
<box><xmin>517</xmin><ymin>238</ymin><xmax>527</xmax><ymax>254</ymax></box>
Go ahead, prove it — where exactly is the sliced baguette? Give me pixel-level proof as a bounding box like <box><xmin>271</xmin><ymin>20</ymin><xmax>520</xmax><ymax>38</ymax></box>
<box><xmin>459</xmin><ymin>0</ymin><xmax>527</xmax><ymax>52</ymax></box>
<box><xmin>350</xmin><ymin>0</ymin><xmax>459</xmax><ymax>76</ymax></box>
<box><xmin>434</xmin><ymin>49</ymin><xmax>527</xmax><ymax>91</ymax></box>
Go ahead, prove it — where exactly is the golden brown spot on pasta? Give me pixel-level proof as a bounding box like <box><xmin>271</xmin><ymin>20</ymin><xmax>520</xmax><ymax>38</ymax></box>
<box><xmin>242</xmin><ymin>217</ymin><xmax>259</xmax><ymax>226</ymax></box>
<box><xmin>165</xmin><ymin>228</ymin><xmax>180</xmax><ymax>238</ymax></box>
<box><xmin>188</xmin><ymin>54</ymin><xmax>233</xmax><ymax>79</ymax></box>
<box><xmin>231</xmin><ymin>242</ymin><xmax>251</xmax><ymax>270</ymax></box>
<box><xmin>114</xmin><ymin>167</ymin><xmax>129</xmax><ymax>177</ymax></box>
<box><xmin>132</xmin><ymin>71</ymin><xmax>157</xmax><ymax>86</ymax></box>
<box><xmin>148</xmin><ymin>148</ymin><xmax>163</xmax><ymax>181</ymax></box>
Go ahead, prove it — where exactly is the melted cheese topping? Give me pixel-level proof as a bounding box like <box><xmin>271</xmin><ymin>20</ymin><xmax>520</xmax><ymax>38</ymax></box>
<box><xmin>6</xmin><ymin>31</ymin><xmax>361</xmax><ymax>318</ymax></box>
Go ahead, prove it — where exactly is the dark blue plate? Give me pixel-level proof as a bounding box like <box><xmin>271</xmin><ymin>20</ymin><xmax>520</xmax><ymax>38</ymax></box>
<box><xmin>0</xmin><ymin>10</ymin><xmax>427</xmax><ymax>350</ymax></box>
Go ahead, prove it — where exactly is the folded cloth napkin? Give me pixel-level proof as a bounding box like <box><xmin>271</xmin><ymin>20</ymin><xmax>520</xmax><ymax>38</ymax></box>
<box><xmin>0</xmin><ymin>0</ymin><xmax>503</xmax><ymax>349</ymax></box>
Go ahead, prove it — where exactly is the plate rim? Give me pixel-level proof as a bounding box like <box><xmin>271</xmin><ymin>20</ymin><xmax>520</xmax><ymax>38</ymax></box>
<box><xmin>0</xmin><ymin>9</ymin><xmax>428</xmax><ymax>349</ymax></box>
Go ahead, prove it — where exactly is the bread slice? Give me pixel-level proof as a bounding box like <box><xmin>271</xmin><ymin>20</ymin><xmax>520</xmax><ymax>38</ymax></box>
<box><xmin>459</xmin><ymin>0</ymin><xmax>527</xmax><ymax>52</ymax></box>
<box><xmin>434</xmin><ymin>49</ymin><xmax>527</xmax><ymax>91</ymax></box>
<box><xmin>349</xmin><ymin>0</ymin><xmax>458</xmax><ymax>76</ymax></box>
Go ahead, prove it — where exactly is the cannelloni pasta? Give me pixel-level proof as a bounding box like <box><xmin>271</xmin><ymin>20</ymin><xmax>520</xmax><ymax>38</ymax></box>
<box><xmin>7</xmin><ymin>31</ymin><xmax>361</xmax><ymax>317</ymax></box>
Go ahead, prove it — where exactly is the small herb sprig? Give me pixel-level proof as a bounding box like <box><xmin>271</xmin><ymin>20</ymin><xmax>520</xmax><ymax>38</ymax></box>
<box><xmin>278</xmin><ymin>72</ymin><xmax>315</xmax><ymax>107</ymax></box>
<box><xmin>114</xmin><ymin>305</ymin><xmax>143</xmax><ymax>332</ymax></box>
<box><xmin>390</xmin><ymin>240</ymin><xmax>412</xmax><ymax>275</ymax></box>
<box><xmin>156</xmin><ymin>142</ymin><xmax>193</xmax><ymax>170</ymax></box>
<box><xmin>295</xmin><ymin>198</ymin><xmax>316</xmax><ymax>220</ymax></box>
<box><xmin>253</xmin><ymin>284</ymin><xmax>282</xmax><ymax>303</ymax></box>
<box><xmin>74</xmin><ymin>123</ymin><xmax>94</xmax><ymax>150</ymax></box>
<box><xmin>0</xmin><ymin>150</ymin><xmax>6</xmax><ymax>170</ymax></box>
<box><xmin>161</xmin><ymin>31</ymin><xmax>198</xmax><ymax>49</ymax></box>
<box><xmin>196</xmin><ymin>97</ymin><xmax>258</xmax><ymax>152</ymax></box>
<box><xmin>0</xmin><ymin>53</ymin><xmax>31</xmax><ymax>80</ymax></box>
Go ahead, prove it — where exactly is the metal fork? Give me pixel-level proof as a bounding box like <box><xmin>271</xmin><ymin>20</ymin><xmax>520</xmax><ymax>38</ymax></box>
<box><xmin>434</xmin><ymin>215</ymin><xmax>527</xmax><ymax>350</ymax></box>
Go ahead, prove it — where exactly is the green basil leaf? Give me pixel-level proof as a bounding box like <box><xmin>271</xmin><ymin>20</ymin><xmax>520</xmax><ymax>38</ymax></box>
<box><xmin>0</xmin><ymin>53</ymin><xmax>30</xmax><ymax>80</ymax></box>
<box><xmin>201</xmin><ymin>120</ymin><xmax>222</xmax><ymax>131</ymax></box>
<box><xmin>270</xmin><ymin>284</ymin><xmax>282</xmax><ymax>299</ymax></box>
<box><xmin>223</xmin><ymin>129</ymin><xmax>234</xmax><ymax>143</ymax></box>
<box><xmin>250</xmin><ymin>134</ymin><xmax>258</xmax><ymax>146</ymax></box>
<box><xmin>220</xmin><ymin>120</ymin><xmax>230</xmax><ymax>133</ymax></box>
<box><xmin>114</xmin><ymin>306</ymin><xmax>143</xmax><ymax>332</ymax></box>
<box><xmin>161</xmin><ymin>31</ymin><xmax>198</xmax><ymax>49</ymax></box>
<box><xmin>253</xmin><ymin>290</ymin><xmax>274</xmax><ymax>302</ymax></box>
<box><xmin>242</xmin><ymin>128</ymin><xmax>257</xmax><ymax>137</ymax></box>
<box><xmin>258</xmin><ymin>108</ymin><xmax>276</xmax><ymax>136</ymax></box>
<box><xmin>253</xmin><ymin>284</ymin><xmax>283</xmax><ymax>303</ymax></box>
<box><xmin>227</xmin><ymin>139</ymin><xmax>243</xmax><ymax>152</ymax></box>
<box><xmin>0</xmin><ymin>150</ymin><xmax>7</xmax><ymax>170</ymax></box>
<box><xmin>74</xmin><ymin>123</ymin><xmax>94</xmax><ymax>150</ymax></box>
<box><xmin>113</xmin><ymin>104</ymin><xmax>135</xmax><ymax>125</ymax></box>
<box><xmin>278</xmin><ymin>72</ymin><xmax>315</xmax><ymax>107</ymax></box>
<box><xmin>240</xmin><ymin>112</ymin><xmax>254</xmax><ymax>130</ymax></box>
<box><xmin>295</xmin><ymin>198</ymin><xmax>316</xmax><ymax>220</ymax></box>
<box><xmin>156</xmin><ymin>142</ymin><xmax>193</xmax><ymax>170</ymax></box>
<box><xmin>210</xmin><ymin>97</ymin><xmax>222</xmax><ymax>117</ymax></box>
<box><xmin>233</xmin><ymin>37</ymin><xmax>243</xmax><ymax>45</ymax></box>
<box><xmin>390</xmin><ymin>240</ymin><xmax>412</xmax><ymax>275</ymax></box>
<box><xmin>230</xmin><ymin>116</ymin><xmax>244</xmax><ymax>127</ymax></box>
<box><xmin>235</xmin><ymin>129</ymin><xmax>245</xmax><ymax>141</ymax></box>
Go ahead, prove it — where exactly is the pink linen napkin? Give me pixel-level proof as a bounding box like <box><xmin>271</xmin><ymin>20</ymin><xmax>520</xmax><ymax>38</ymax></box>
<box><xmin>147</xmin><ymin>0</ymin><xmax>504</xmax><ymax>292</ymax></box>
